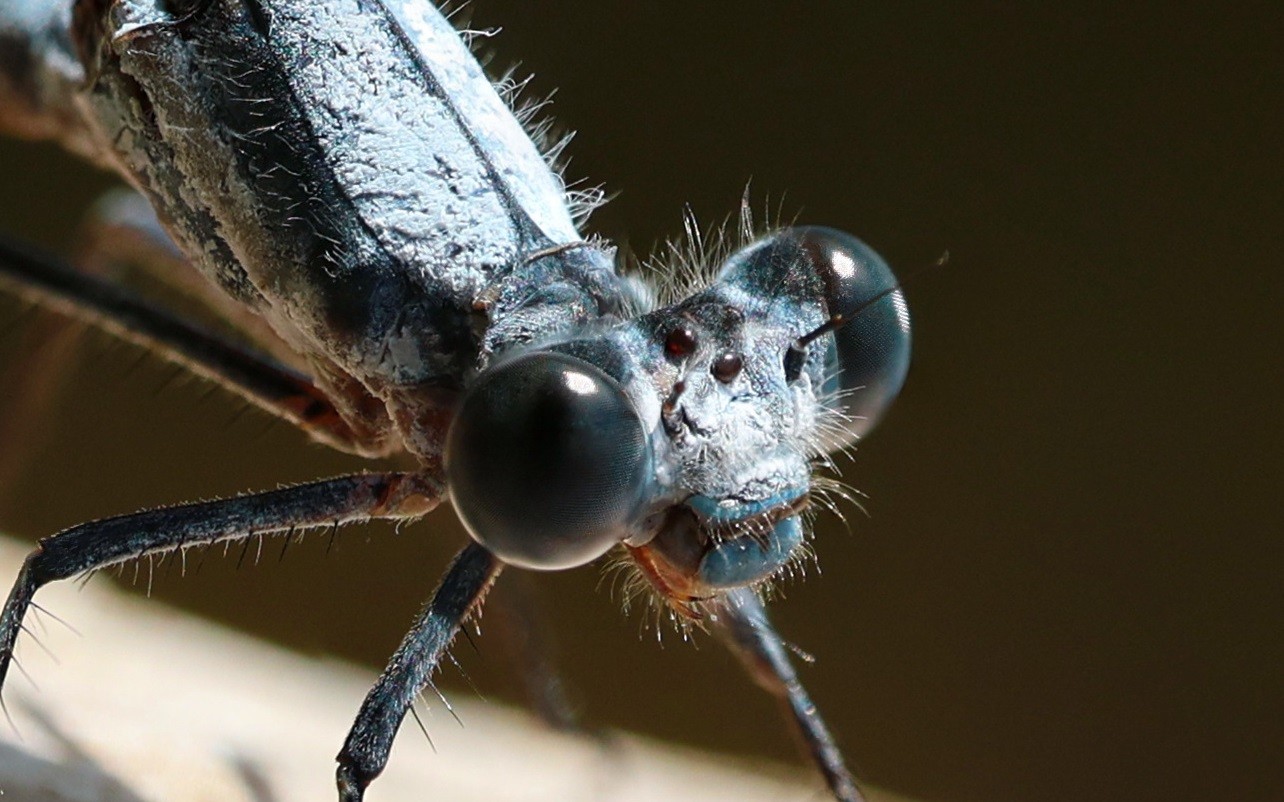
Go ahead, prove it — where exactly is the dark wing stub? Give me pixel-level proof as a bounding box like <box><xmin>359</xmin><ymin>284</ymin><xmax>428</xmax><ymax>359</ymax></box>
<box><xmin>781</xmin><ymin>227</ymin><xmax>912</xmax><ymax>452</ymax></box>
<box><xmin>445</xmin><ymin>352</ymin><xmax>652</xmax><ymax>570</ymax></box>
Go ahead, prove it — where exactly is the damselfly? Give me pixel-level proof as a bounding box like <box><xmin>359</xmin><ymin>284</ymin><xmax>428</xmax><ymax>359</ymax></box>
<box><xmin>0</xmin><ymin>3</ymin><xmax>912</xmax><ymax>800</ymax></box>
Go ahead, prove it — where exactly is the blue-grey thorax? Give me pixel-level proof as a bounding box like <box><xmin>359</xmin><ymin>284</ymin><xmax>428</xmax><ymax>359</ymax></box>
<box><xmin>5</xmin><ymin>0</ymin><xmax>630</xmax><ymax>459</ymax></box>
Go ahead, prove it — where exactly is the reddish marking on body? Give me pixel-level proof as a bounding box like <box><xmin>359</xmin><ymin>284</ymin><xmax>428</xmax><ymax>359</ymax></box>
<box><xmin>627</xmin><ymin>543</ymin><xmax>706</xmax><ymax>619</ymax></box>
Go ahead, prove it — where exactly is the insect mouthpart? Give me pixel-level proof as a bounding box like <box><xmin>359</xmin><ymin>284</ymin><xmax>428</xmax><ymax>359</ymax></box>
<box><xmin>627</xmin><ymin>490</ymin><xmax>810</xmax><ymax>615</ymax></box>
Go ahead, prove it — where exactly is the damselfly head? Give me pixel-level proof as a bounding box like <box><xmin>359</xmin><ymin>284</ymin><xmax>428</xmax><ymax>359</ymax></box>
<box><xmin>620</xmin><ymin>227</ymin><xmax>912</xmax><ymax>614</ymax></box>
<box><xmin>445</xmin><ymin>227</ymin><xmax>911</xmax><ymax>616</ymax></box>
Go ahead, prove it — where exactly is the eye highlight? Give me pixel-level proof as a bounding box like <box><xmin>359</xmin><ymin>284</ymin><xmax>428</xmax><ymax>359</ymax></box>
<box><xmin>795</xmin><ymin>227</ymin><xmax>911</xmax><ymax>451</ymax></box>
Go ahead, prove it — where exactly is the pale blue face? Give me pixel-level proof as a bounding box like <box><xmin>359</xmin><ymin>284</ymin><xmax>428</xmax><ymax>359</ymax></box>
<box><xmin>445</xmin><ymin>228</ymin><xmax>911</xmax><ymax>613</ymax></box>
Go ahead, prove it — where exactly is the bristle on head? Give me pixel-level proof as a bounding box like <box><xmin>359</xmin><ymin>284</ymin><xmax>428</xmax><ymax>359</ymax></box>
<box><xmin>631</xmin><ymin>188</ymin><xmax>797</xmax><ymax>307</ymax></box>
<box><xmin>443</xmin><ymin>8</ymin><xmax>611</xmax><ymax>229</ymax></box>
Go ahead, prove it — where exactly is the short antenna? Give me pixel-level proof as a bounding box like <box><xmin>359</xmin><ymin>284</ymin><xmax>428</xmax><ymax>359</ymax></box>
<box><xmin>795</xmin><ymin>250</ymin><xmax>949</xmax><ymax>349</ymax></box>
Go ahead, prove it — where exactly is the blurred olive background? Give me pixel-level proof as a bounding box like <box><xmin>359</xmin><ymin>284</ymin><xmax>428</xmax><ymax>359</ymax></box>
<box><xmin>0</xmin><ymin>4</ymin><xmax>1278</xmax><ymax>801</ymax></box>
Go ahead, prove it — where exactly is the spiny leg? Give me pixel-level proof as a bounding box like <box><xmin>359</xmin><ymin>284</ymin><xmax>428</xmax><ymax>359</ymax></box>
<box><xmin>336</xmin><ymin>543</ymin><xmax>502</xmax><ymax>802</ymax></box>
<box><xmin>714</xmin><ymin>588</ymin><xmax>866</xmax><ymax>802</ymax></box>
<box><xmin>0</xmin><ymin>191</ymin><xmax>215</xmax><ymax>509</ymax></box>
<box><xmin>0</xmin><ymin>196</ymin><xmax>142</xmax><ymax>508</ymax></box>
<box><xmin>75</xmin><ymin>189</ymin><xmax>298</xmax><ymax>364</ymax></box>
<box><xmin>0</xmin><ymin>234</ymin><xmax>379</xmax><ymax>454</ymax></box>
<box><xmin>0</xmin><ymin>471</ymin><xmax>441</xmax><ymax>695</ymax></box>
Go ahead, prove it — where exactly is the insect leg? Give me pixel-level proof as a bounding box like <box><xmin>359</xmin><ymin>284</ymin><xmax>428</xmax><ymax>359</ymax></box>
<box><xmin>0</xmin><ymin>471</ymin><xmax>439</xmax><ymax>696</ymax></box>
<box><xmin>0</xmin><ymin>207</ymin><xmax>129</xmax><ymax>509</ymax></box>
<box><xmin>714</xmin><ymin>588</ymin><xmax>866</xmax><ymax>802</ymax></box>
<box><xmin>74</xmin><ymin>189</ymin><xmax>300</xmax><ymax>364</ymax></box>
<box><xmin>0</xmin><ymin>190</ymin><xmax>291</xmax><ymax>509</ymax></box>
<box><xmin>0</xmin><ymin>235</ymin><xmax>378</xmax><ymax>454</ymax></box>
<box><xmin>336</xmin><ymin>543</ymin><xmax>502</xmax><ymax>802</ymax></box>
<box><xmin>489</xmin><ymin>571</ymin><xmax>580</xmax><ymax>732</ymax></box>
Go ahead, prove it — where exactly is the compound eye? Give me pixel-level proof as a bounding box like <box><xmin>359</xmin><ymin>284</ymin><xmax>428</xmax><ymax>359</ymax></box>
<box><xmin>794</xmin><ymin>227</ymin><xmax>912</xmax><ymax>451</ymax></box>
<box><xmin>445</xmin><ymin>352</ymin><xmax>651</xmax><ymax>570</ymax></box>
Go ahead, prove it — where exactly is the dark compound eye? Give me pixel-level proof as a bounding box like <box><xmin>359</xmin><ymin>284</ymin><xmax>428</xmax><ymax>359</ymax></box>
<box><xmin>715</xmin><ymin>227</ymin><xmax>911</xmax><ymax>452</ymax></box>
<box><xmin>445</xmin><ymin>352</ymin><xmax>652</xmax><ymax>570</ymax></box>
<box><xmin>795</xmin><ymin>227</ymin><xmax>911</xmax><ymax>451</ymax></box>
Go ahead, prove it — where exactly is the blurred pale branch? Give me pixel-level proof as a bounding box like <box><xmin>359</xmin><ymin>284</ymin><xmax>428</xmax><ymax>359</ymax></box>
<box><xmin>0</xmin><ymin>536</ymin><xmax>913</xmax><ymax>802</ymax></box>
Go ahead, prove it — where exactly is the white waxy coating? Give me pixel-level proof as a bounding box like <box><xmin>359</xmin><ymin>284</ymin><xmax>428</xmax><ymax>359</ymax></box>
<box><xmin>386</xmin><ymin>0</ymin><xmax>581</xmax><ymax>241</ymax></box>
<box><xmin>267</xmin><ymin>0</ymin><xmax>581</xmax><ymax>290</ymax></box>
